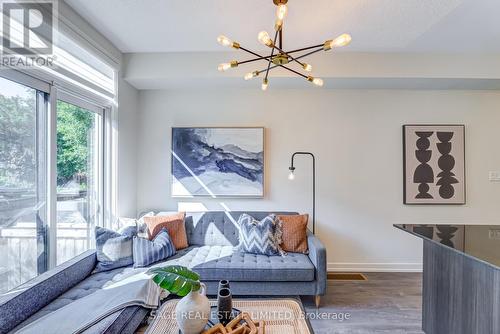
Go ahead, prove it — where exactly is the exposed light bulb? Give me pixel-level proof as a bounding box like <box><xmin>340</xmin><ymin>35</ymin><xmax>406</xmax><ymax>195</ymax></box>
<box><xmin>332</xmin><ymin>33</ymin><xmax>352</xmax><ymax>47</ymax></box>
<box><xmin>303</xmin><ymin>63</ymin><xmax>313</xmax><ymax>72</ymax></box>
<box><xmin>275</xmin><ymin>19</ymin><xmax>283</xmax><ymax>31</ymax></box>
<box><xmin>276</xmin><ymin>4</ymin><xmax>288</xmax><ymax>21</ymax></box>
<box><xmin>218</xmin><ymin>61</ymin><xmax>238</xmax><ymax>72</ymax></box>
<box><xmin>258</xmin><ymin>31</ymin><xmax>273</xmax><ymax>47</ymax></box>
<box><xmin>312</xmin><ymin>78</ymin><xmax>324</xmax><ymax>87</ymax></box>
<box><xmin>261</xmin><ymin>78</ymin><xmax>269</xmax><ymax>91</ymax></box>
<box><xmin>217</xmin><ymin>35</ymin><xmax>240</xmax><ymax>49</ymax></box>
<box><xmin>307</xmin><ymin>76</ymin><xmax>324</xmax><ymax>87</ymax></box>
<box><xmin>218</xmin><ymin>63</ymin><xmax>231</xmax><ymax>72</ymax></box>
<box><xmin>325</xmin><ymin>33</ymin><xmax>352</xmax><ymax>50</ymax></box>
<box><xmin>217</xmin><ymin>35</ymin><xmax>232</xmax><ymax>47</ymax></box>
<box><xmin>217</xmin><ymin>63</ymin><xmax>231</xmax><ymax>72</ymax></box>
<box><xmin>244</xmin><ymin>71</ymin><xmax>259</xmax><ymax>80</ymax></box>
<box><xmin>288</xmin><ymin>170</ymin><xmax>295</xmax><ymax>180</ymax></box>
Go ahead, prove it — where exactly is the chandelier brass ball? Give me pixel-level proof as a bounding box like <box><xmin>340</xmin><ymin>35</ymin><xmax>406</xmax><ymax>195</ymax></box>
<box><xmin>272</xmin><ymin>54</ymin><xmax>289</xmax><ymax>65</ymax></box>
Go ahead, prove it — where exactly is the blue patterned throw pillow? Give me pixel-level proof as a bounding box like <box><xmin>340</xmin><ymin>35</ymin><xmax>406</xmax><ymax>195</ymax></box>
<box><xmin>237</xmin><ymin>214</ymin><xmax>285</xmax><ymax>256</ymax></box>
<box><xmin>133</xmin><ymin>228</ymin><xmax>176</xmax><ymax>267</ymax></box>
<box><xmin>95</xmin><ymin>226</ymin><xmax>136</xmax><ymax>273</ymax></box>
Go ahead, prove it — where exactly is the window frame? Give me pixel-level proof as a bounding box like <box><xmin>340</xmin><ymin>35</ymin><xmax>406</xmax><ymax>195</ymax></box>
<box><xmin>54</xmin><ymin>91</ymin><xmax>105</xmax><ymax>265</ymax></box>
<box><xmin>0</xmin><ymin>70</ymin><xmax>110</xmax><ymax>274</ymax></box>
<box><xmin>0</xmin><ymin>73</ymin><xmax>49</xmax><ymax>287</ymax></box>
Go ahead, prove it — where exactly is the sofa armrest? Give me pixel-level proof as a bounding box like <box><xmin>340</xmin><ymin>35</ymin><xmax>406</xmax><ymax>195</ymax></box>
<box><xmin>307</xmin><ymin>231</ymin><xmax>327</xmax><ymax>295</ymax></box>
<box><xmin>0</xmin><ymin>250</ymin><xmax>97</xmax><ymax>333</ymax></box>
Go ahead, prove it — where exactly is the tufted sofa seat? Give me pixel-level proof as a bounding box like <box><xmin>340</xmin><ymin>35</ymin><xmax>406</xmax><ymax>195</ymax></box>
<box><xmin>159</xmin><ymin>245</ymin><xmax>315</xmax><ymax>281</ymax></box>
<box><xmin>0</xmin><ymin>211</ymin><xmax>327</xmax><ymax>334</ymax></box>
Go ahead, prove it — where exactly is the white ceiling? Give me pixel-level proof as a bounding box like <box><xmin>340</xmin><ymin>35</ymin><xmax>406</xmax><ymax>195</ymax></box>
<box><xmin>65</xmin><ymin>0</ymin><xmax>500</xmax><ymax>54</ymax></box>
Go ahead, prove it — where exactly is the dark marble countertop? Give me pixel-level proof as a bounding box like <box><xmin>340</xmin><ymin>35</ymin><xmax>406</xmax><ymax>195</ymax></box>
<box><xmin>394</xmin><ymin>224</ymin><xmax>500</xmax><ymax>269</ymax></box>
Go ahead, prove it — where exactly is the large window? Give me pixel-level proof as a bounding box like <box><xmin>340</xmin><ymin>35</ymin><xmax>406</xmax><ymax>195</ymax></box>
<box><xmin>0</xmin><ymin>75</ymin><xmax>105</xmax><ymax>294</ymax></box>
<box><xmin>56</xmin><ymin>99</ymin><xmax>102</xmax><ymax>265</ymax></box>
<box><xmin>0</xmin><ymin>77</ymin><xmax>47</xmax><ymax>294</ymax></box>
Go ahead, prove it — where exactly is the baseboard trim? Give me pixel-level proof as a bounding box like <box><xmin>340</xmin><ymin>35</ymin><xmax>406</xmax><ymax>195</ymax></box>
<box><xmin>328</xmin><ymin>262</ymin><xmax>423</xmax><ymax>272</ymax></box>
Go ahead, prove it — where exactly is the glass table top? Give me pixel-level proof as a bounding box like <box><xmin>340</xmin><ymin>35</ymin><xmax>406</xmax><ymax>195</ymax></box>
<box><xmin>394</xmin><ymin>224</ymin><xmax>500</xmax><ymax>268</ymax></box>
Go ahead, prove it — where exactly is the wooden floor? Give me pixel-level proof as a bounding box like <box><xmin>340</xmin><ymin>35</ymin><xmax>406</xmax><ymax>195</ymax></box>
<box><xmin>301</xmin><ymin>272</ymin><xmax>424</xmax><ymax>334</ymax></box>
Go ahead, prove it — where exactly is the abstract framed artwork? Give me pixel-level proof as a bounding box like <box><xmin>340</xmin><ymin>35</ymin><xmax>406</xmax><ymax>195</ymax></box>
<box><xmin>171</xmin><ymin>127</ymin><xmax>264</xmax><ymax>197</ymax></box>
<box><xmin>403</xmin><ymin>125</ymin><xmax>466</xmax><ymax>205</ymax></box>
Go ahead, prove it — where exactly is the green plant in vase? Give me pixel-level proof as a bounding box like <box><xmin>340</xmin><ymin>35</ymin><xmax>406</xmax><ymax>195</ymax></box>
<box><xmin>149</xmin><ymin>265</ymin><xmax>209</xmax><ymax>334</ymax></box>
<box><xmin>149</xmin><ymin>265</ymin><xmax>201</xmax><ymax>296</ymax></box>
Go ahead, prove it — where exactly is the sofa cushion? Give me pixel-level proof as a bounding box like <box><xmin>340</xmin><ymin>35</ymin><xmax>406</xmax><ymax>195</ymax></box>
<box><xmin>237</xmin><ymin>214</ymin><xmax>284</xmax><ymax>256</ymax></box>
<box><xmin>133</xmin><ymin>229</ymin><xmax>176</xmax><ymax>268</ymax></box>
<box><xmin>150</xmin><ymin>245</ymin><xmax>315</xmax><ymax>282</ymax></box>
<box><xmin>95</xmin><ymin>226</ymin><xmax>135</xmax><ymax>273</ymax></box>
<box><xmin>143</xmin><ymin>212</ymin><xmax>188</xmax><ymax>249</ymax></box>
<box><xmin>277</xmin><ymin>214</ymin><xmax>309</xmax><ymax>254</ymax></box>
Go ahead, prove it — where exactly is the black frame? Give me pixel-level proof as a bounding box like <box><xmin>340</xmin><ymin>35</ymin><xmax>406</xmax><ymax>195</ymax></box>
<box><xmin>403</xmin><ymin>124</ymin><xmax>466</xmax><ymax>205</ymax></box>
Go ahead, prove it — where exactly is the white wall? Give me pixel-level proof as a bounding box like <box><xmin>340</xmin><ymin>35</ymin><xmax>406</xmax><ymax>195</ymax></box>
<box><xmin>136</xmin><ymin>88</ymin><xmax>500</xmax><ymax>271</ymax></box>
<box><xmin>116</xmin><ymin>77</ymin><xmax>139</xmax><ymax>217</ymax></box>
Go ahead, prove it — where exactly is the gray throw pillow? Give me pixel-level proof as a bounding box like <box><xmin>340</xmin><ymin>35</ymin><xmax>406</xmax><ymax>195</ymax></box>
<box><xmin>133</xmin><ymin>228</ymin><xmax>176</xmax><ymax>268</ymax></box>
<box><xmin>94</xmin><ymin>226</ymin><xmax>136</xmax><ymax>273</ymax></box>
<box><xmin>237</xmin><ymin>214</ymin><xmax>285</xmax><ymax>256</ymax></box>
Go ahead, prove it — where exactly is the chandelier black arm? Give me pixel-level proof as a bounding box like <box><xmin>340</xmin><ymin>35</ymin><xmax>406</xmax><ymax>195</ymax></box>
<box><xmin>239</xmin><ymin>46</ymin><xmax>269</xmax><ymax>59</ymax></box>
<box><xmin>283</xmin><ymin>43</ymin><xmax>325</xmax><ymax>55</ymax></box>
<box><xmin>237</xmin><ymin>45</ymin><xmax>309</xmax><ymax>79</ymax></box>
<box><xmin>277</xmin><ymin>65</ymin><xmax>308</xmax><ymax>78</ymax></box>
<box><xmin>264</xmin><ymin>30</ymin><xmax>280</xmax><ymax>80</ymax></box>
<box><xmin>238</xmin><ymin>55</ymin><xmax>273</xmax><ymax>65</ymax></box>
<box><xmin>294</xmin><ymin>47</ymin><xmax>325</xmax><ymax>59</ymax></box>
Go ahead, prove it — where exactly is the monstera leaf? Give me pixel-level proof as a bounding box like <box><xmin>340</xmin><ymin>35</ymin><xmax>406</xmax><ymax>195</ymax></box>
<box><xmin>148</xmin><ymin>265</ymin><xmax>201</xmax><ymax>297</ymax></box>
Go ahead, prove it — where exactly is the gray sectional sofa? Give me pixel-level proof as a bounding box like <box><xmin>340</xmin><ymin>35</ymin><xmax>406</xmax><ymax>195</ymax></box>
<box><xmin>0</xmin><ymin>211</ymin><xmax>327</xmax><ymax>334</ymax></box>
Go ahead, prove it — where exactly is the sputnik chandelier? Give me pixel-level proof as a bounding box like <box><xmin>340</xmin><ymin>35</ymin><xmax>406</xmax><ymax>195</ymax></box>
<box><xmin>217</xmin><ymin>0</ymin><xmax>352</xmax><ymax>90</ymax></box>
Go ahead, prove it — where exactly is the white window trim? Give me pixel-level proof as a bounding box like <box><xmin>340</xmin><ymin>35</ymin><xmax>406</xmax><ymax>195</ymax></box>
<box><xmin>104</xmin><ymin>106</ymin><xmax>117</xmax><ymax>228</ymax></box>
<box><xmin>47</xmin><ymin>84</ymin><xmax>57</xmax><ymax>268</ymax></box>
<box><xmin>14</xmin><ymin>67</ymin><xmax>117</xmax><ymax>108</ymax></box>
<box><xmin>57</xmin><ymin>90</ymin><xmax>105</xmax><ymax>115</ymax></box>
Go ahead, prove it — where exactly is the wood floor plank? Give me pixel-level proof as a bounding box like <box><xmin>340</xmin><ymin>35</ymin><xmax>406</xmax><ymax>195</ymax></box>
<box><xmin>301</xmin><ymin>272</ymin><xmax>423</xmax><ymax>334</ymax></box>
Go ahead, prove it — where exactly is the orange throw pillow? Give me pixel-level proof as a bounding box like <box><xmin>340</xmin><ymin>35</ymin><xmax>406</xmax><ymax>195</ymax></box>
<box><xmin>277</xmin><ymin>214</ymin><xmax>309</xmax><ymax>254</ymax></box>
<box><xmin>143</xmin><ymin>212</ymin><xmax>188</xmax><ymax>250</ymax></box>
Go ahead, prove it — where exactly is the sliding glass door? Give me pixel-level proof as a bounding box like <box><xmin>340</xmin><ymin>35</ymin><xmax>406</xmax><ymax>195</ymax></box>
<box><xmin>0</xmin><ymin>76</ymin><xmax>48</xmax><ymax>294</ymax></box>
<box><xmin>56</xmin><ymin>96</ymin><xmax>103</xmax><ymax>265</ymax></box>
<box><xmin>0</xmin><ymin>74</ymin><xmax>106</xmax><ymax>294</ymax></box>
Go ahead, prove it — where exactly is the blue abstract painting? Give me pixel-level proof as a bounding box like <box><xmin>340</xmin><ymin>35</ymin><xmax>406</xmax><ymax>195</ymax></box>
<box><xmin>171</xmin><ymin>127</ymin><xmax>264</xmax><ymax>197</ymax></box>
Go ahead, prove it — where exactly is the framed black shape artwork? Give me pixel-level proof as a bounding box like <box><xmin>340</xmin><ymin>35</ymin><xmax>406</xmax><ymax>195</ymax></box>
<box><xmin>403</xmin><ymin>125</ymin><xmax>466</xmax><ymax>205</ymax></box>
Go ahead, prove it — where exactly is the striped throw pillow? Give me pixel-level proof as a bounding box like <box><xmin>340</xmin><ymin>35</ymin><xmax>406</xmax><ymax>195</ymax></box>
<box><xmin>237</xmin><ymin>214</ymin><xmax>285</xmax><ymax>256</ymax></box>
<box><xmin>133</xmin><ymin>228</ymin><xmax>176</xmax><ymax>268</ymax></box>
